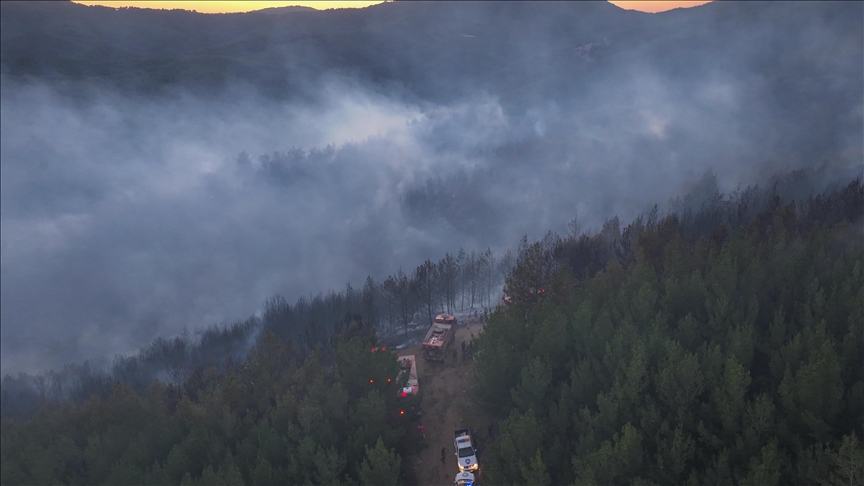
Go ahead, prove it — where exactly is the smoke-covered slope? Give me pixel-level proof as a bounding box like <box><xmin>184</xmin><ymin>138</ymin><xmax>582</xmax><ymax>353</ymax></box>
<box><xmin>0</xmin><ymin>1</ymin><xmax>861</xmax><ymax>374</ymax></box>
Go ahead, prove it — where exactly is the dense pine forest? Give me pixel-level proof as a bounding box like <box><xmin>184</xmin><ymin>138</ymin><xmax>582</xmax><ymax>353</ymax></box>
<box><xmin>1</xmin><ymin>318</ymin><xmax>409</xmax><ymax>485</ymax></box>
<box><xmin>476</xmin><ymin>171</ymin><xmax>864</xmax><ymax>485</ymax></box>
<box><xmin>1</xmin><ymin>168</ymin><xmax>862</xmax><ymax>485</ymax></box>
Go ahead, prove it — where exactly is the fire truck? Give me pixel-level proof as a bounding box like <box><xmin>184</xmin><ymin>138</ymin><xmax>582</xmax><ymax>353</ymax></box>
<box><xmin>421</xmin><ymin>315</ymin><xmax>456</xmax><ymax>361</ymax></box>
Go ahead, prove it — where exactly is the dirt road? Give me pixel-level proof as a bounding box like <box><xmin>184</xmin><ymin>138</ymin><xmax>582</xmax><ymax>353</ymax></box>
<box><xmin>400</xmin><ymin>321</ymin><xmax>484</xmax><ymax>486</ymax></box>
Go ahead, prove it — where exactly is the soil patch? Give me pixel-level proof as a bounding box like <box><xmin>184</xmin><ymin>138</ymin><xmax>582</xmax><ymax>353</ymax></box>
<box><xmin>399</xmin><ymin>319</ymin><xmax>485</xmax><ymax>486</ymax></box>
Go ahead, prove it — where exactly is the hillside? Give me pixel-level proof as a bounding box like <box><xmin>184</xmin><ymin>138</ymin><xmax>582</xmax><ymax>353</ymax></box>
<box><xmin>1</xmin><ymin>2</ymin><xmax>863</xmax><ymax>483</ymax></box>
<box><xmin>474</xmin><ymin>174</ymin><xmax>864</xmax><ymax>484</ymax></box>
<box><xmin>1</xmin><ymin>170</ymin><xmax>862</xmax><ymax>485</ymax></box>
<box><xmin>2</xmin><ymin>2</ymin><xmax>862</xmax><ymax>114</ymax></box>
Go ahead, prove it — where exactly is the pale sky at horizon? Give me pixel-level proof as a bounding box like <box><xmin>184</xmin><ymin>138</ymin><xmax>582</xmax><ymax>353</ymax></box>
<box><xmin>72</xmin><ymin>1</ymin><xmax>713</xmax><ymax>14</ymax></box>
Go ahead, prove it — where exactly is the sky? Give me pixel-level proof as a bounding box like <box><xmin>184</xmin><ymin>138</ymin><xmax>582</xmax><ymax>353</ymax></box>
<box><xmin>72</xmin><ymin>1</ymin><xmax>713</xmax><ymax>14</ymax></box>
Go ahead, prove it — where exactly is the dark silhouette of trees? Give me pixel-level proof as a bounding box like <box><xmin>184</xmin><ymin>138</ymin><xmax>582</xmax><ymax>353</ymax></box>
<box><xmin>414</xmin><ymin>259</ymin><xmax>437</xmax><ymax>328</ymax></box>
<box><xmin>1</xmin><ymin>326</ymin><xmax>411</xmax><ymax>485</ymax></box>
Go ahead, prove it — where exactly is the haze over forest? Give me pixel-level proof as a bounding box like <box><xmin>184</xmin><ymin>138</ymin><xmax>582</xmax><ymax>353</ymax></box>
<box><xmin>1</xmin><ymin>0</ymin><xmax>862</xmax><ymax>375</ymax></box>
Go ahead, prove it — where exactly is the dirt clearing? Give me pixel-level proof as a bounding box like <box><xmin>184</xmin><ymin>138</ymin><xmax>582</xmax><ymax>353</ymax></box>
<box><xmin>399</xmin><ymin>318</ymin><xmax>488</xmax><ymax>486</ymax></box>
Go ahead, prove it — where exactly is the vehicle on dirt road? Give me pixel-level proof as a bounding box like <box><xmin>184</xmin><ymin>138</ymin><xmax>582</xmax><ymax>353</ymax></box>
<box><xmin>422</xmin><ymin>319</ymin><xmax>455</xmax><ymax>361</ymax></box>
<box><xmin>454</xmin><ymin>470</ymin><xmax>476</xmax><ymax>486</ymax></box>
<box><xmin>397</xmin><ymin>355</ymin><xmax>419</xmax><ymax>396</ymax></box>
<box><xmin>453</xmin><ymin>428</ymin><xmax>479</xmax><ymax>472</ymax></box>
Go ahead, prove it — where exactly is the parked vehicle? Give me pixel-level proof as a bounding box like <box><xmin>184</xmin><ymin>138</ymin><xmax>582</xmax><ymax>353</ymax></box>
<box><xmin>434</xmin><ymin>313</ymin><xmax>457</xmax><ymax>325</ymax></box>
<box><xmin>397</xmin><ymin>355</ymin><xmax>419</xmax><ymax>396</ymax></box>
<box><xmin>453</xmin><ymin>428</ymin><xmax>479</xmax><ymax>472</ymax></box>
<box><xmin>454</xmin><ymin>471</ymin><xmax>476</xmax><ymax>486</ymax></box>
<box><xmin>422</xmin><ymin>321</ymin><xmax>455</xmax><ymax>361</ymax></box>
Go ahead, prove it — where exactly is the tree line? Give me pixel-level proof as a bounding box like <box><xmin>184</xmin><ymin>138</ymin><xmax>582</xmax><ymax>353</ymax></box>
<box><xmin>261</xmin><ymin>246</ymin><xmax>512</xmax><ymax>349</ymax></box>
<box><xmin>1</xmin><ymin>243</ymin><xmax>512</xmax><ymax>423</ymax></box>
<box><xmin>473</xmin><ymin>171</ymin><xmax>864</xmax><ymax>485</ymax></box>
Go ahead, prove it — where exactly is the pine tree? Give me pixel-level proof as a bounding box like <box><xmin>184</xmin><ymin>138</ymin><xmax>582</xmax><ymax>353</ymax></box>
<box><xmin>358</xmin><ymin>437</ymin><xmax>401</xmax><ymax>486</ymax></box>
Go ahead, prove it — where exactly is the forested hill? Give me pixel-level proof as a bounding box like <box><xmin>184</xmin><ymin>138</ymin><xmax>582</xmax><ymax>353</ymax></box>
<box><xmin>3</xmin><ymin>1</ymin><xmax>862</xmax><ymax>112</ymax></box>
<box><xmin>1</xmin><ymin>1</ymin><xmax>863</xmax><ymax>484</ymax></box>
<box><xmin>1</xmin><ymin>169</ymin><xmax>861</xmax><ymax>485</ymax></box>
<box><xmin>475</xmin><ymin>173</ymin><xmax>864</xmax><ymax>485</ymax></box>
<box><xmin>1</xmin><ymin>320</ymin><xmax>410</xmax><ymax>486</ymax></box>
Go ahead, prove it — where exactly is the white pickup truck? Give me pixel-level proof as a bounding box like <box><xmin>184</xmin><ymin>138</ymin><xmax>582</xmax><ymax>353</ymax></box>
<box><xmin>453</xmin><ymin>428</ymin><xmax>479</xmax><ymax>472</ymax></box>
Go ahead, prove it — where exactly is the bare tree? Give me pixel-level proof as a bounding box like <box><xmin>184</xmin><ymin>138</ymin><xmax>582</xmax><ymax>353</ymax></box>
<box><xmin>567</xmin><ymin>215</ymin><xmax>582</xmax><ymax>239</ymax></box>
<box><xmin>483</xmin><ymin>248</ymin><xmax>496</xmax><ymax>307</ymax></box>
<box><xmin>382</xmin><ymin>276</ymin><xmax>397</xmax><ymax>333</ymax></box>
<box><xmin>468</xmin><ymin>251</ymin><xmax>479</xmax><ymax>308</ymax></box>
<box><xmin>394</xmin><ymin>269</ymin><xmax>413</xmax><ymax>336</ymax></box>
<box><xmin>498</xmin><ymin>248</ymin><xmax>516</xmax><ymax>285</ymax></box>
<box><xmin>414</xmin><ymin>259</ymin><xmax>438</xmax><ymax>326</ymax></box>
<box><xmin>362</xmin><ymin>276</ymin><xmax>378</xmax><ymax>330</ymax></box>
<box><xmin>437</xmin><ymin>253</ymin><xmax>458</xmax><ymax>313</ymax></box>
<box><xmin>457</xmin><ymin>248</ymin><xmax>467</xmax><ymax>310</ymax></box>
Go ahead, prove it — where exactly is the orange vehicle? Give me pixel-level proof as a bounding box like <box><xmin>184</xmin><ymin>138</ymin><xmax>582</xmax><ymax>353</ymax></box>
<box><xmin>422</xmin><ymin>319</ymin><xmax>455</xmax><ymax>361</ymax></box>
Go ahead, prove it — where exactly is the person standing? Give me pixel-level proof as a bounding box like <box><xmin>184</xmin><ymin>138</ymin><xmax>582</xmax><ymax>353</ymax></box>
<box><xmin>418</xmin><ymin>423</ymin><xmax>425</xmax><ymax>439</ymax></box>
<box><xmin>441</xmin><ymin>447</ymin><xmax>446</xmax><ymax>464</ymax></box>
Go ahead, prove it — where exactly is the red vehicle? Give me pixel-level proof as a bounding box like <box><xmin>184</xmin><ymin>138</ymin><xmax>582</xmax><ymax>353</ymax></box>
<box><xmin>434</xmin><ymin>313</ymin><xmax>458</xmax><ymax>325</ymax></box>
<box><xmin>398</xmin><ymin>355</ymin><xmax>419</xmax><ymax>397</ymax></box>
<box><xmin>422</xmin><ymin>321</ymin><xmax>455</xmax><ymax>361</ymax></box>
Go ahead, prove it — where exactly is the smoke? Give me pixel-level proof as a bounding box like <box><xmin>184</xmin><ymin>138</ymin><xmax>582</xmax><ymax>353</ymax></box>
<box><xmin>1</xmin><ymin>1</ymin><xmax>861</xmax><ymax>374</ymax></box>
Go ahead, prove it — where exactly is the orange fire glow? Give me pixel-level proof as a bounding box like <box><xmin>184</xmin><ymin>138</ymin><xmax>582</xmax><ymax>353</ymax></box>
<box><xmin>72</xmin><ymin>1</ymin><xmax>712</xmax><ymax>14</ymax></box>
<box><xmin>72</xmin><ymin>1</ymin><xmax>385</xmax><ymax>13</ymax></box>
<box><xmin>608</xmin><ymin>1</ymin><xmax>712</xmax><ymax>13</ymax></box>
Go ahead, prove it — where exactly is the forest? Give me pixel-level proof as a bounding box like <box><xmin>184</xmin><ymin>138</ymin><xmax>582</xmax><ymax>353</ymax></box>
<box><xmin>475</xmin><ymin>171</ymin><xmax>864</xmax><ymax>485</ymax></box>
<box><xmin>1</xmin><ymin>1</ymin><xmax>862</xmax><ymax>484</ymax></box>
<box><xmin>1</xmin><ymin>243</ymin><xmax>507</xmax><ymax>423</ymax></box>
<box><xmin>1</xmin><ymin>168</ymin><xmax>862</xmax><ymax>485</ymax></box>
<box><xmin>1</xmin><ymin>317</ymin><xmax>410</xmax><ymax>485</ymax></box>
<box><xmin>0</xmin><ymin>240</ymin><xmax>506</xmax><ymax>484</ymax></box>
